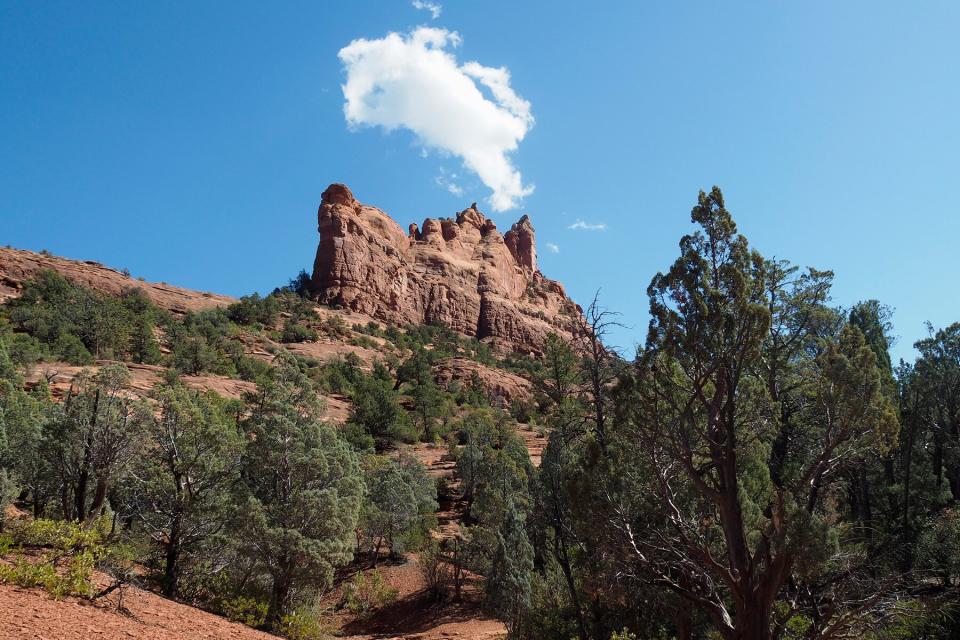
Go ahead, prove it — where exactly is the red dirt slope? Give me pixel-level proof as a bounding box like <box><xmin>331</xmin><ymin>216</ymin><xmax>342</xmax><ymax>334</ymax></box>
<box><xmin>0</xmin><ymin>575</ymin><xmax>278</xmax><ymax>640</ymax></box>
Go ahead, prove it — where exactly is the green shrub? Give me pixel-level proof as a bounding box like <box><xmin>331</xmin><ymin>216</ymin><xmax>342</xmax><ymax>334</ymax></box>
<box><xmin>279</xmin><ymin>604</ymin><xmax>334</xmax><ymax>640</ymax></box>
<box><xmin>222</xmin><ymin>595</ymin><xmax>269</xmax><ymax>627</ymax></box>
<box><xmin>322</xmin><ymin>315</ymin><xmax>349</xmax><ymax>338</ymax></box>
<box><xmin>281</xmin><ymin>320</ymin><xmax>318</xmax><ymax>344</ymax></box>
<box><xmin>54</xmin><ymin>333</ymin><xmax>94</xmax><ymax>365</ymax></box>
<box><xmin>0</xmin><ymin>532</ymin><xmax>14</xmax><ymax>555</ymax></box>
<box><xmin>236</xmin><ymin>354</ymin><xmax>273</xmax><ymax>382</ymax></box>
<box><xmin>0</xmin><ymin>537</ymin><xmax>101</xmax><ymax>600</ymax></box>
<box><xmin>227</xmin><ymin>294</ymin><xmax>279</xmax><ymax>327</ymax></box>
<box><xmin>9</xmin><ymin>515</ymin><xmax>108</xmax><ymax>551</ymax></box>
<box><xmin>341</xmin><ymin>569</ymin><xmax>398</xmax><ymax>619</ymax></box>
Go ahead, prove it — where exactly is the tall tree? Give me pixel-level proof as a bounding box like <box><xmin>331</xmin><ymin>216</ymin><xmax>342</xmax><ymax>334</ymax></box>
<box><xmin>131</xmin><ymin>380</ymin><xmax>244</xmax><ymax>597</ymax></box>
<box><xmin>43</xmin><ymin>365</ymin><xmax>147</xmax><ymax>524</ymax></box>
<box><xmin>240</xmin><ymin>356</ymin><xmax>363</xmax><ymax>628</ymax></box>
<box><xmin>486</xmin><ymin>498</ymin><xmax>534</xmax><ymax>635</ymax></box>
<box><xmin>612</xmin><ymin>187</ymin><xmax>898</xmax><ymax>639</ymax></box>
<box><xmin>913</xmin><ymin>323</ymin><xmax>960</xmax><ymax>501</ymax></box>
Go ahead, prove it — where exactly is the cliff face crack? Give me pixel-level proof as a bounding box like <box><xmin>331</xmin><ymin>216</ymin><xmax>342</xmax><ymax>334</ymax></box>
<box><xmin>309</xmin><ymin>183</ymin><xmax>582</xmax><ymax>356</ymax></box>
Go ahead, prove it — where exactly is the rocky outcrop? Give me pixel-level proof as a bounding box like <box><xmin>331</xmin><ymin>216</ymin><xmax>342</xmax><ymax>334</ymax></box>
<box><xmin>310</xmin><ymin>184</ymin><xmax>582</xmax><ymax>355</ymax></box>
<box><xmin>0</xmin><ymin>248</ymin><xmax>234</xmax><ymax>314</ymax></box>
<box><xmin>432</xmin><ymin>357</ymin><xmax>533</xmax><ymax>408</ymax></box>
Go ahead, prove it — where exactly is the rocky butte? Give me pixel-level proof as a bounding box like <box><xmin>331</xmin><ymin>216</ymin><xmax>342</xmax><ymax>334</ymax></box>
<box><xmin>309</xmin><ymin>184</ymin><xmax>583</xmax><ymax>355</ymax></box>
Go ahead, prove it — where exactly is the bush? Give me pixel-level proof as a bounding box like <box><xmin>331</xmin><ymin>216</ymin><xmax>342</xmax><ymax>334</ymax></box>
<box><xmin>322</xmin><ymin>315</ymin><xmax>349</xmax><ymax>338</ymax></box>
<box><xmin>222</xmin><ymin>595</ymin><xmax>269</xmax><ymax>627</ymax></box>
<box><xmin>227</xmin><ymin>294</ymin><xmax>279</xmax><ymax>327</ymax></box>
<box><xmin>341</xmin><ymin>569</ymin><xmax>398</xmax><ymax>619</ymax></box>
<box><xmin>9</xmin><ymin>515</ymin><xmax>108</xmax><ymax>551</ymax></box>
<box><xmin>279</xmin><ymin>604</ymin><xmax>335</xmax><ymax>640</ymax></box>
<box><xmin>342</xmin><ymin>422</ymin><xmax>375</xmax><ymax>451</ymax></box>
<box><xmin>0</xmin><ymin>517</ymin><xmax>114</xmax><ymax>599</ymax></box>
<box><xmin>281</xmin><ymin>320</ymin><xmax>318</xmax><ymax>344</ymax></box>
<box><xmin>54</xmin><ymin>333</ymin><xmax>94</xmax><ymax>365</ymax></box>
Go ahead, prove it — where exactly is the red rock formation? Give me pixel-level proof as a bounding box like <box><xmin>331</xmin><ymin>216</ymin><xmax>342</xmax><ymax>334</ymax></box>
<box><xmin>310</xmin><ymin>184</ymin><xmax>581</xmax><ymax>355</ymax></box>
<box><xmin>0</xmin><ymin>247</ymin><xmax>234</xmax><ymax>314</ymax></box>
<box><xmin>432</xmin><ymin>356</ymin><xmax>533</xmax><ymax>408</ymax></box>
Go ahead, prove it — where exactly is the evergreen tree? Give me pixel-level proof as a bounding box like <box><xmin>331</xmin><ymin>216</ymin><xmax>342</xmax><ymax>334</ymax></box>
<box><xmin>358</xmin><ymin>454</ymin><xmax>437</xmax><ymax>563</ymax></box>
<box><xmin>485</xmin><ymin>498</ymin><xmax>534</xmax><ymax>635</ymax></box>
<box><xmin>42</xmin><ymin>365</ymin><xmax>148</xmax><ymax>523</ymax></box>
<box><xmin>348</xmin><ymin>376</ymin><xmax>415</xmax><ymax>448</ymax></box>
<box><xmin>240</xmin><ymin>357</ymin><xmax>363</xmax><ymax>628</ymax></box>
<box><xmin>131</xmin><ymin>380</ymin><xmax>244</xmax><ymax>597</ymax></box>
<box><xmin>609</xmin><ymin>187</ymin><xmax>899</xmax><ymax>639</ymax></box>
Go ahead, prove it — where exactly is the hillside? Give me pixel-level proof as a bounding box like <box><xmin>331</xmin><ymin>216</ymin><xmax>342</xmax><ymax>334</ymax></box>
<box><xmin>0</xmin><ymin>192</ymin><xmax>571</xmax><ymax>639</ymax></box>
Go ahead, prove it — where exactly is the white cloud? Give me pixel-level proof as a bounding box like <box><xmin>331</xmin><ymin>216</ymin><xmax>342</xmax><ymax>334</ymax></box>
<box><xmin>435</xmin><ymin>173</ymin><xmax>464</xmax><ymax>196</ymax></box>
<box><xmin>568</xmin><ymin>219</ymin><xmax>607</xmax><ymax>231</ymax></box>
<box><xmin>545</xmin><ymin>242</ymin><xmax>560</xmax><ymax>253</ymax></box>
<box><xmin>412</xmin><ymin>0</ymin><xmax>442</xmax><ymax>19</ymax></box>
<box><xmin>338</xmin><ymin>27</ymin><xmax>534</xmax><ymax>211</ymax></box>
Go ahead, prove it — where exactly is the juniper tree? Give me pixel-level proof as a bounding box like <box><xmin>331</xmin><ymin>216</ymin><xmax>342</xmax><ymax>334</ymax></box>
<box><xmin>912</xmin><ymin>322</ymin><xmax>960</xmax><ymax>501</ymax></box>
<box><xmin>485</xmin><ymin>497</ymin><xmax>534</xmax><ymax>635</ymax></box>
<box><xmin>240</xmin><ymin>356</ymin><xmax>363</xmax><ymax>628</ymax></box>
<box><xmin>611</xmin><ymin>187</ymin><xmax>899</xmax><ymax>639</ymax></box>
<box><xmin>131</xmin><ymin>380</ymin><xmax>244</xmax><ymax>597</ymax></box>
<box><xmin>43</xmin><ymin>365</ymin><xmax>148</xmax><ymax>524</ymax></box>
<box><xmin>358</xmin><ymin>454</ymin><xmax>437</xmax><ymax>564</ymax></box>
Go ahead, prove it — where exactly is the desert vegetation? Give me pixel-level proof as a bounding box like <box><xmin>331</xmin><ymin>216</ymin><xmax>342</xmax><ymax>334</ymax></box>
<box><xmin>2</xmin><ymin>188</ymin><xmax>960</xmax><ymax>639</ymax></box>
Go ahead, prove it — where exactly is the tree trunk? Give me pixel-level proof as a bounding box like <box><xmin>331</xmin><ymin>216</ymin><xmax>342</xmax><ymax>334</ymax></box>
<box><xmin>553</xmin><ymin>531</ymin><xmax>588</xmax><ymax>640</ymax></box>
<box><xmin>85</xmin><ymin>476</ymin><xmax>109</xmax><ymax>527</ymax></box>
<box><xmin>735</xmin><ymin>608</ymin><xmax>773</xmax><ymax>640</ymax></box>
<box><xmin>673</xmin><ymin>607</ymin><xmax>693</xmax><ymax>640</ymax></box>
<box><xmin>162</xmin><ymin>517</ymin><xmax>183</xmax><ymax>598</ymax></box>
<box><xmin>266</xmin><ymin>563</ymin><xmax>293</xmax><ymax>629</ymax></box>
<box><xmin>60</xmin><ymin>485</ymin><xmax>73</xmax><ymax>521</ymax></box>
<box><xmin>75</xmin><ymin>390</ymin><xmax>101</xmax><ymax>522</ymax></box>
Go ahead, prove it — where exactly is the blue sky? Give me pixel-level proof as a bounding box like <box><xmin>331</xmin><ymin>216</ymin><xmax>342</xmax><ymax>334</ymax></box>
<box><xmin>2</xmin><ymin>1</ymin><xmax>958</xmax><ymax>363</ymax></box>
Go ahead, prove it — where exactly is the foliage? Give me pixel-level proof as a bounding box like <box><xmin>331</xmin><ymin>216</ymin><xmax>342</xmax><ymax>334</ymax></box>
<box><xmin>4</xmin><ymin>271</ymin><xmax>165</xmax><ymax>364</ymax></box>
<box><xmin>341</xmin><ymin>569</ymin><xmax>399</xmax><ymax>619</ymax></box>
<box><xmin>281</xmin><ymin>319</ymin><xmax>318</xmax><ymax>344</ymax></box>
<box><xmin>0</xmin><ymin>516</ymin><xmax>114</xmax><ymax>599</ymax></box>
<box><xmin>239</xmin><ymin>355</ymin><xmax>364</xmax><ymax>628</ymax></box>
<box><xmin>347</xmin><ymin>376</ymin><xmax>417</xmax><ymax>449</ymax></box>
<box><xmin>358</xmin><ymin>454</ymin><xmax>437</xmax><ymax>562</ymax></box>
<box><xmin>484</xmin><ymin>498</ymin><xmax>534</xmax><ymax>634</ymax></box>
<box><xmin>129</xmin><ymin>379</ymin><xmax>244</xmax><ymax>597</ymax></box>
<box><xmin>222</xmin><ymin>595</ymin><xmax>269</xmax><ymax>627</ymax></box>
<box><xmin>279</xmin><ymin>603</ymin><xmax>336</xmax><ymax>640</ymax></box>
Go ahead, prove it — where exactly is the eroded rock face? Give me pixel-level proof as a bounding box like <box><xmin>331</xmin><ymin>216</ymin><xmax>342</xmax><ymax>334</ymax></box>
<box><xmin>432</xmin><ymin>357</ymin><xmax>533</xmax><ymax>408</ymax></box>
<box><xmin>310</xmin><ymin>184</ymin><xmax>582</xmax><ymax>355</ymax></box>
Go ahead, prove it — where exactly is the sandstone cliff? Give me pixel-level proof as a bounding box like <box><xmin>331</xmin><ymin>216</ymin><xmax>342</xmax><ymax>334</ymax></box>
<box><xmin>309</xmin><ymin>184</ymin><xmax>582</xmax><ymax>355</ymax></box>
